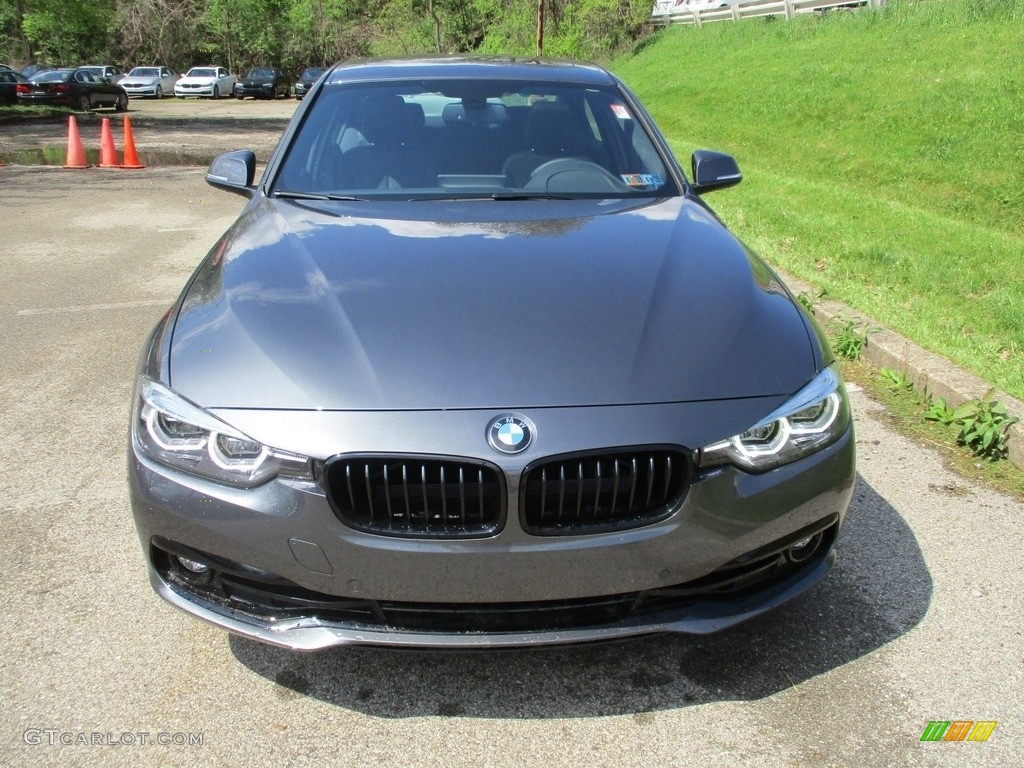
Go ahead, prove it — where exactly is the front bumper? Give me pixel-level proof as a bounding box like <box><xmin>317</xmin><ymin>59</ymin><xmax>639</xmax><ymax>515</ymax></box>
<box><xmin>122</xmin><ymin>84</ymin><xmax>159</xmax><ymax>97</ymax></box>
<box><xmin>175</xmin><ymin>84</ymin><xmax>219</xmax><ymax>97</ymax></box>
<box><xmin>129</xmin><ymin>411</ymin><xmax>855</xmax><ymax>649</ymax></box>
<box><xmin>236</xmin><ymin>84</ymin><xmax>275</xmax><ymax>98</ymax></box>
<box><xmin>149</xmin><ymin>544</ymin><xmax>838</xmax><ymax>650</ymax></box>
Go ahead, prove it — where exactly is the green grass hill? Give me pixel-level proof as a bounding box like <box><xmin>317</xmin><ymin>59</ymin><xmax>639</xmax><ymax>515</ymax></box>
<box><xmin>613</xmin><ymin>0</ymin><xmax>1024</xmax><ymax>399</ymax></box>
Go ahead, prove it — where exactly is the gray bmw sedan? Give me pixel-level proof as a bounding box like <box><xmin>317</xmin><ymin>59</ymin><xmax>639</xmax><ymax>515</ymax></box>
<box><xmin>128</xmin><ymin>56</ymin><xmax>855</xmax><ymax>650</ymax></box>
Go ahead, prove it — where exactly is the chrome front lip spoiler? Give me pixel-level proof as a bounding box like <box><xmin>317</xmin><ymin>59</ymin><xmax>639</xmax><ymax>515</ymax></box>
<box><xmin>149</xmin><ymin>550</ymin><xmax>835</xmax><ymax>651</ymax></box>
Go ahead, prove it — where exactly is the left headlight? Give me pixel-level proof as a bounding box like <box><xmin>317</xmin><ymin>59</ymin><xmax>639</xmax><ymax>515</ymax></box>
<box><xmin>133</xmin><ymin>376</ymin><xmax>312</xmax><ymax>487</ymax></box>
<box><xmin>699</xmin><ymin>364</ymin><xmax>851</xmax><ymax>472</ymax></box>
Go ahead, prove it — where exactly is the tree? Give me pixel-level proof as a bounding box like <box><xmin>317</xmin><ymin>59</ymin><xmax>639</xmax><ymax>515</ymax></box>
<box><xmin>19</xmin><ymin>0</ymin><xmax>112</xmax><ymax>65</ymax></box>
<box><xmin>201</xmin><ymin>0</ymin><xmax>289</xmax><ymax>73</ymax></box>
<box><xmin>284</xmin><ymin>0</ymin><xmax>373</xmax><ymax>67</ymax></box>
<box><xmin>114</xmin><ymin>0</ymin><xmax>203</xmax><ymax>70</ymax></box>
<box><xmin>0</xmin><ymin>0</ymin><xmax>29</xmax><ymax>64</ymax></box>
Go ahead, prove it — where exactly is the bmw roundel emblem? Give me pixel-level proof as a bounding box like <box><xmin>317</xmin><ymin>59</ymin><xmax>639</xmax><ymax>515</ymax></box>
<box><xmin>486</xmin><ymin>414</ymin><xmax>535</xmax><ymax>455</ymax></box>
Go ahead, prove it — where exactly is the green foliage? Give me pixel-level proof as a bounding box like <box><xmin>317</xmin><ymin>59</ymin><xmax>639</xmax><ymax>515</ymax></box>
<box><xmin>880</xmin><ymin>367</ymin><xmax>915</xmax><ymax>395</ymax></box>
<box><xmin>829</xmin><ymin>319</ymin><xmax>870</xmax><ymax>361</ymax></box>
<box><xmin>477</xmin><ymin>0</ymin><xmax>653</xmax><ymax>59</ymax></box>
<box><xmin>2</xmin><ymin>0</ymin><xmax>653</xmax><ymax>74</ymax></box>
<box><xmin>796</xmin><ymin>287</ymin><xmax>827</xmax><ymax>313</ymax></box>
<box><xmin>923</xmin><ymin>396</ymin><xmax>955</xmax><ymax>425</ymax></box>
<box><xmin>199</xmin><ymin>0</ymin><xmax>293</xmax><ymax>73</ymax></box>
<box><xmin>925</xmin><ymin>389</ymin><xmax>1020</xmax><ymax>460</ymax></box>
<box><xmin>286</xmin><ymin>0</ymin><xmax>373</xmax><ymax>64</ymax></box>
<box><xmin>18</xmin><ymin>0</ymin><xmax>112</xmax><ymax>65</ymax></box>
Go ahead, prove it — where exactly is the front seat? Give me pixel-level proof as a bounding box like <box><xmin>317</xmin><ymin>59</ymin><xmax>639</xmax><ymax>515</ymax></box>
<box><xmin>503</xmin><ymin>101</ymin><xmax>590</xmax><ymax>187</ymax></box>
<box><xmin>337</xmin><ymin>95</ymin><xmax>434</xmax><ymax>190</ymax></box>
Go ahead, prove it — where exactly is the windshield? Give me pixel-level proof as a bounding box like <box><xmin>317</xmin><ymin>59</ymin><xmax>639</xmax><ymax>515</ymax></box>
<box><xmin>301</xmin><ymin>68</ymin><xmax>325</xmax><ymax>80</ymax></box>
<box><xmin>129</xmin><ymin>68</ymin><xmax>160</xmax><ymax>77</ymax></box>
<box><xmin>246</xmin><ymin>68</ymin><xmax>275</xmax><ymax>78</ymax></box>
<box><xmin>187</xmin><ymin>68</ymin><xmax>216</xmax><ymax>78</ymax></box>
<box><xmin>274</xmin><ymin>78</ymin><xmax>677</xmax><ymax>200</ymax></box>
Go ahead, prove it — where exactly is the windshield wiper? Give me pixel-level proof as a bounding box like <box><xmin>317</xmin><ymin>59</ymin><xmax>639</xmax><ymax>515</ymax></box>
<box><xmin>273</xmin><ymin>190</ymin><xmax>366</xmax><ymax>201</ymax></box>
<box><xmin>396</xmin><ymin>193</ymin><xmax>578</xmax><ymax>202</ymax></box>
<box><xmin>490</xmin><ymin>193</ymin><xmax>573</xmax><ymax>201</ymax></box>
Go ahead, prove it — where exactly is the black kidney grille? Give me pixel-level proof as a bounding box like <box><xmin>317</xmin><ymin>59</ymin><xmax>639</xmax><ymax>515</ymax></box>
<box><xmin>521</xmin><ymin>449</ymin><xmax>690</xmax><ymax>534</ymax></box>
<box><xmin>325</xmin><ymin>456</ymin><xmax>504</xmax><ymax>538</ymax></box>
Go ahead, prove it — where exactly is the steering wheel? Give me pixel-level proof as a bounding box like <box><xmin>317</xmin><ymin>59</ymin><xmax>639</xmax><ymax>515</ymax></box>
<box><xmin>525</xmin><ymin>158</ymin><xmax>632</xmax><ymax>194</ymax></box>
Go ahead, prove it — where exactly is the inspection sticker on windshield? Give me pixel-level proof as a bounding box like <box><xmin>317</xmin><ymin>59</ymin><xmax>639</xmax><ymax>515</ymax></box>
<box><xmin>621</xmin><ymin>173</ymin><xmax>662</xmax><ymax>187</ymax></box>
<box><xmin>611</xmin><ymin>103</ymin><xmax>631</xmax><ymax>119</ymax></box>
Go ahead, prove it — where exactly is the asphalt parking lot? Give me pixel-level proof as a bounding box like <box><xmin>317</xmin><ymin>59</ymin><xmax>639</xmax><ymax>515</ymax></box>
<box><xmin>0</xmin><ymin>101</ymin><xmax>1022</xmax><ymax>767</ymax></box>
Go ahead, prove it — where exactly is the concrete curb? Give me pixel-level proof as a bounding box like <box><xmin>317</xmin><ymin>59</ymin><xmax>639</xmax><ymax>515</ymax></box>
<box><xmin>779</xmin><ymin>271</ymin><xmax>1024</xmax><ymax>471</ymax></box>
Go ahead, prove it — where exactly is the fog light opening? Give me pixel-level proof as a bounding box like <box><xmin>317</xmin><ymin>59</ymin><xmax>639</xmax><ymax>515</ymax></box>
<box><xmin>175</xmin><ymin>555</ymin><xmax>214</xmax><ymax>584</ymax></box>
<box><xmin>785</xmin><ymin>532</ymin><xmax>824</xmax><ymax>564</ymax></box>
<box><xmin>178</xmin><ymin>556</ymin><xmax>208</xmax><ymax>573</ymax></box>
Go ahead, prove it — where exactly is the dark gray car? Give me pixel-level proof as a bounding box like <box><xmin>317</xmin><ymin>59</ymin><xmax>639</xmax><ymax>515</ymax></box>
<box><xmin>128</xmin><ymin>56</ymin><xmax>855</xmax><ymax>650</ymax></box>
<box><xmin>235</xmin><ymin>67</ymin><xmax>289</xmax><ymax>99</ymax></box>
<box><xmin>293</xmin><ymin>66</ymin><xmax>325</xmax><ymax>99</ymax></box>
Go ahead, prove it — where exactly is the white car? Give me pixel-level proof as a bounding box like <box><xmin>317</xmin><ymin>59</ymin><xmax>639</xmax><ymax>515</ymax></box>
<box><xmin>174</xmin><ymin>66</ymin><xmax>236</xmax><ymax>99</ymax></box>
<box><xmin>652</xmin><ymin>0</ymin><xmax>735</xmax><ymax>14</ymax></box>
<box><xmin>120</xmin><ymin>66</ymin><xmax>178</xmax><ymax>99</ymax></box>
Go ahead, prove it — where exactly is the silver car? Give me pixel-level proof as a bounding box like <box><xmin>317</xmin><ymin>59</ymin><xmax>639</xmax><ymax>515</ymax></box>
<box><xmin>129</xmin><ymin>56</ymin><xmax>856</xmax><ymax>651</ymax></box>
<box><xmin>120</xmin><ymin>66</ymin><xmax>178</xmax><ymax>98</ymax></box>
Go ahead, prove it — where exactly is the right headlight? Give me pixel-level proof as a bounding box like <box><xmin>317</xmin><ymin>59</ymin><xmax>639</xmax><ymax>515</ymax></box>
<box><xmin>132</xmin><ymin>376</ymin><xmax>312</xmax><ymax>487</ymax></box>
<box><xmin>699</xmin><ymin>364</ymin><xmax>850</xmax><ymax>472</ymax></box>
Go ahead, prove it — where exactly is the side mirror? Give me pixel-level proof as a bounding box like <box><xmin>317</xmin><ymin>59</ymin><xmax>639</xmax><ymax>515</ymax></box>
<box><xmin>690</xmin><ymin>150</ymin><xmax>742</xmax><ymax>194</ymax></box>
<box><xmin>205</xmin><ymin>150</ymin><xmax>256</xmax><ymax>198</ymax></box>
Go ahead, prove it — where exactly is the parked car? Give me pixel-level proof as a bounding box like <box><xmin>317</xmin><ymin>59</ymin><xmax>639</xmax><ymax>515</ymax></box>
<box><xmin>653</xmin><ymin>0</ymin><xmax>691</xmax><ymax>15</ymax></box>
<box><xmin>80</xmin><ymin>64</ymin><xmax>125</xmax><ymax>84</ymax></box>
<box><xmin>235</xmin><ymin>67</ymin><xmax>290</xmax><ymax>99</ymax></box>
<box><xmin>16</xmin><ymin>68</ymin><xmax>128</xmax><ymax>111</ymax></box>
<box><xmin>120</xmin><ymin>66</ymin><xmax>178</xmax><ymax>99</ymax></box>
<box><xmin>174</xmin><ymin>66</ymin><xmax>235</xmax><ymax>99</ymax></box>
<box><xmin>652</xmin><ymin>0</ymin><xmax>737</xmax><ymax>15</ymax></box>
<box><xmin>293</xmin><ymin>67</ymin><xmax>325</xmax><ymax>100</ymax></box>
<box><xmin>129</xmin><ymin>56</ymin><xmax>855</xmax><ymax>651</ymax></box>
<box><xmin>0</xmin><ymin>69</ymin><xmax>28</xmax><ymax>105</ymax></box>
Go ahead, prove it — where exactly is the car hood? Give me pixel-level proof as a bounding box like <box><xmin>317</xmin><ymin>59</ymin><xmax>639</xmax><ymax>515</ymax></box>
<box><xmin>241</xmin><ymin>78</ymin><xmax>274</xmax><ymax>86</ymax></box>
<box><xmin>179</xmin><ymin>75</ymin><xmax>219</xmax><ymax>84</ymax></box>
<box><xmin>168</xmin><ymin>196</ymin><xmax>816</xmax><ymax>410</ymax></box>
<box><xmin>125</xmin><ymin>76</ymin><xmax>160</xmax><ymax>84</ymax></box>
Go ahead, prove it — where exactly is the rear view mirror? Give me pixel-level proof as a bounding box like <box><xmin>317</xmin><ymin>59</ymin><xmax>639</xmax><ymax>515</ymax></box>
<box><xmin>205</xmin><ymin>150</ymin><xmax>256</xmax><ymax>197</ymax></box>
<box><xmin>690</xmin><ymin>150</ymin><xmax>742</xmax><ymax>194</ymax></box>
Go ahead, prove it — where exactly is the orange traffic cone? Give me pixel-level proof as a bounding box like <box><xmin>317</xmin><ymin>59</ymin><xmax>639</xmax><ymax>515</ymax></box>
<box><xmin>98</xmin><ymin>118</ymin><xmax>119</xmax><ymax>168</ymax></box>
<box><xmin>120</xmin><ymin>115</ymin><xmax>145</xmax><ymax>169</ymax></box>
<box><xmin>63</xmin><ymin>115</ymin><xmax>89</xmax><ymax>169</ymax></box>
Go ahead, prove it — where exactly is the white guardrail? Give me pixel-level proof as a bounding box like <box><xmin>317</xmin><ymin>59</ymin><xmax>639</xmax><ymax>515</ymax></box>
<box><xmin>652</xmin><ymin>0</ymin><xmax>885</xmax><ymax>25</ymax></box>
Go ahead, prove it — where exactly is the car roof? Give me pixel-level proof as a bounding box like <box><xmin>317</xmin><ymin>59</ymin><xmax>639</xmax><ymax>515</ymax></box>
<box><xmin>324</xmin><ymin>56</ymin><xmax>618</xmax><ymax>87</ymax></box>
